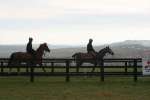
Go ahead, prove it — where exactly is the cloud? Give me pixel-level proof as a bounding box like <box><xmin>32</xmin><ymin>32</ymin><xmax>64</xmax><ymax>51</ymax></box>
<box><xmin>0</xmin><ymin>0</ymin><xmax>150</xmax><ymax>20</ymax></box>
<box><xmin>49</xmin><ymin>0</ymin><xmax>150</xmax><ymax>15</ymax></box>
<box><xmin>1</xmin><ymin>24</ymin><xmax>150</xmax><ymax>45</ymax></box>
<box><xmin>0</xmin><ymin>0</ymin><xmax>150</xmax><ymax>45</ymax></box>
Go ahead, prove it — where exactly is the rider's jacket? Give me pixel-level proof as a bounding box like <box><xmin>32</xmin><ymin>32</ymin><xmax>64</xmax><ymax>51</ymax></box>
<box><xmin>87</xmin><ymin>42</ymin><xmax>95</xmax><ymax>53</ymax></box>
<box><xmin>26</xmin><ymin>41</ymin><xmax>35</xmax><ymax>54</ymax></box>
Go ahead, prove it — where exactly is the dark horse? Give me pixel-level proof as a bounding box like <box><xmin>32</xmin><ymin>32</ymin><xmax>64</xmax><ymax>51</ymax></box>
<box><xmin>72</xmin><ymin>46</ymin><xmax>114</xmax><ymax>72</ymax></box>
<box><xmin>8</xmin><ymin>43</ymin><xmax>50</xmax><ymax>73</ymax></box>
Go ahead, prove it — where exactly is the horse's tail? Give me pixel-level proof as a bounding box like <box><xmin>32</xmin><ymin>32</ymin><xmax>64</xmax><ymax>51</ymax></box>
<box><xmin>72</xmin><ymin>53</ymin><xmax>81</xmax><ymax>61</ymax></box>
<box><xmin>72</xmin><ymin>53</ymin><xmax>76</xmax><ymax>58</ymax></box>
<box><xmin>8</xmin><ymin>53</ymin><xmax>15</xmax><ymax>66</ymax></box>
<box><xmin>72</xmin><ymin>53</ymin><xmax>79</xmax><ymax>61</ymax></box>
<box><xmin>72</xmin><ymin>53</ymin><xmax>76</xmax><ymax>60</ymax></box>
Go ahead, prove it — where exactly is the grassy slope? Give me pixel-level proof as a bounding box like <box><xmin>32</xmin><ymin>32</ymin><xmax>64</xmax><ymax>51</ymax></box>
<box><xmin>0</xmin><ymin>77</ymin><xmax>150</xmax><ymax>100</ymax></box>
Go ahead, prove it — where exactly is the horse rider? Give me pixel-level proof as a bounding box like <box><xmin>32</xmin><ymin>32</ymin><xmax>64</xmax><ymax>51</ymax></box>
<box><xmin>87</xmin><ymin>38</ymin><xmax>96</xmax><ymax>58</ymax></box>
<box><xmin>26</xmin><ymin>37</ymin><xmax>36</xmax><ymax>57</ymax></box>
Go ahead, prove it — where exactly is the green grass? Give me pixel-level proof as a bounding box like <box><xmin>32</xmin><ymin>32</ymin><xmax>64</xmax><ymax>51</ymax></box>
<box><xmin>3</xmin><ymin>67</ymin><xmax>142</xmax><ymax>72</ymax></box>
<box><xmin>0</xmin><ymin>76</ymin><xmax>150</xmax><ymax>100</ymax></box>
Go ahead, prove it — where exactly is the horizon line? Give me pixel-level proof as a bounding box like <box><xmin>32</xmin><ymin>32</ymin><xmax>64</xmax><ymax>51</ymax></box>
<box><xmin>0</xmin><ymin>39</ymin><xmax>150</xmax><ymax>46</ymax></box>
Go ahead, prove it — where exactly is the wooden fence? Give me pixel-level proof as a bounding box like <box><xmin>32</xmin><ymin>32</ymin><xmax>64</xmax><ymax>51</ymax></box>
<box><xmin>0</xmin><ymin>58</ymin><xmax>142</xmax><ymax>82</ymax></box>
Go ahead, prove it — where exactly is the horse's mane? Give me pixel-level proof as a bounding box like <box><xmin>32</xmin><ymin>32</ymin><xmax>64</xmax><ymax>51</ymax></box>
<box><xmin>98</xmin><ymin>47</ymin><xmax>106</xmax><ymax>54</ymax></box>
<box><xmin>36</xmin><ymin>43</ymin><xmax>47</xmax><ymax>52</ymax></box>
<box><xmin>97</xmin><ymin>47</ymin><xmax>109</xmax><ymax>59</ymax></box>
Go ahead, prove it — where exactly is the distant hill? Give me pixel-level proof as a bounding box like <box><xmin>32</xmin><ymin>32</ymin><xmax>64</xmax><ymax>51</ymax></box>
<box><xmin>0</xmin><ymin>40</ymin><xmax>150</xmax><ymax>58</ymax></box>
<box><xmin>111</xmin><ymin>40</ymin><xmax>150</xmax><ymax>47</ymax></box>
<box><xmin>48</xmin><ymin>40</ymin><xmax>150</xmax><ymax>58</ymax></box>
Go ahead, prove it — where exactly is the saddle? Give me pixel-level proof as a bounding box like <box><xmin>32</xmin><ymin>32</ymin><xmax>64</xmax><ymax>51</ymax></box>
<box><xmin>80</xmin><ymin>52</ymin><xmax>96</xmax><ymax>59</ymax></box>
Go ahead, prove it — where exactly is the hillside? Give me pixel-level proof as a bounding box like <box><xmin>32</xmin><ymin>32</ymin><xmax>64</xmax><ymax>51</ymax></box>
<box><xmin>0</xmin><ymin>40</ymin><xmax>150</xmax><ymax>58</ymax></box>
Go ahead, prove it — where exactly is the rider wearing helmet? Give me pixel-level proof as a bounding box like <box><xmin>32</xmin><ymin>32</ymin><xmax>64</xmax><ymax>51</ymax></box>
<box><xmin>26</xmin><ymin>37</ymin><xmax>36</xmax><ymax>56</ymax></box>
<box><xmin>87</xmin><ymin>38</ymin><xmax>96</xmax><ymax>57</ymax></box>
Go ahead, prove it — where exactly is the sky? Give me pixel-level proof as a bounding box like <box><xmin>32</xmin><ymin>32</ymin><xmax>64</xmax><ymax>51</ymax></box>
<box><xmin>0</xmin><ymin>0</ymin><xmax>150</xmax><ymax>46</ymax></box>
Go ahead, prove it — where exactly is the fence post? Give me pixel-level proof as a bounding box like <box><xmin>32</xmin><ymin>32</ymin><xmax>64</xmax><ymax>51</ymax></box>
<box><xmin>133</xmin><ymin>59</ymin><xmax>137</xmax><ymax>82</ymax></box>
<box><xmin>30</xmin><ymin>64</ymin><xmax>34</xmax><ymax>83</ymax></box>
<box><xmin>51</xmin><ymin>62</ymin><xmax>54</xmax><ymax>73</ymax></box>
<box><xmin>100</xmin><ymin>59</ymin><xmax>104</xmax><ymax>82</ymax></box>
<box><xmin>125</xmin><ymin>62</ymin><xmax>128</xmax><ymax>74</ymax></box>
<box><xmin>1</xmin><ymin>62</ymin><xmax>4</xmax><ymax>73</ymax></box>
<box><xmin>66</xmin><ymin>60</ymin><xmax>70</xmax><ymax>82</ymax></box>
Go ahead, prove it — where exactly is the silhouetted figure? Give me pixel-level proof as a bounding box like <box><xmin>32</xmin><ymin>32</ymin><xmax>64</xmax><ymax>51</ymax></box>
<box><xmin>26</xmin><ymin>37</ymin><xmax>36</xmax><ymax>64</ymax></box>
<box><xmin>26</xmin><ymin>37</ymin><xmax>35</xmax><ymax>55</ymax></box>
<box><xmin>87</xmin><ymin>39</ymin><xmax>96</xmax><ymax>57</ymax></box>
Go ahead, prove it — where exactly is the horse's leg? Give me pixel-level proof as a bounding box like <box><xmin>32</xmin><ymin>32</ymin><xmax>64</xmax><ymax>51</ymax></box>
<box><xmin>42</xmin><ymin>67</ymin><xmax>46</xmax><ymax>72</ymax></box>
<box><xmin>9</xmin><ymin>67</ymin><xmax>11</xmax><ymax>73</ymax></box>
<box><xmin>8</xmin><ymin>65</ymin><xmax>12</xmax><ymax>74</ymax></box>
<box><xmin>91</xmin><ymin>64</ymin><xmax>96</xmax><ymax>72</ymax></box>
<box><xmin>17</xmin><ymin>66</ymin><xmax>20</xmax><ymax>73</ymax></box>
<box><xmin>17</xmin><ymin>62</ymin><xmax>21</xmax><ymax>74</ymax></box>
<box><xmin>26</xmin><ymin>62</ymin><xmax>29</xmax><ymax>73</ymax></box>
<box><xmin>8</xmin><ymin>60</ymin><xmax>12</xmax><ymax>73</ymax></box>
<box><xmin>26</xmin><ymin>67</ymin><xmax>29</xmax><ymax>72</ymax></box>
<box><xmin>8</xmin><ymin>62</ymin><xmax>12</xmax><ymax>73</ymax></box>
<box><xmin>91</xmin><ymin>62</ymin><xmax>97</xmax><ymax>72</ymax></box>
<box><xmin>76</xmin><ymin>62</ymin><xmax>80</xmax><ymax>72</ymax></box>
<box><xmin>38</xmin><ymin>60</ymin><xmax>46</xmax><ymax>72</ymax></box>
<box><xmin>41</xmin><ymin>64</ymin><xmax>46</xmax><ymax>72</ymax></box>
<box><xmin>98</xmin><ymin>61</ymin><xmax>102</xmax><ymax>72</ymax></box>
<box><xmin>76</xmin><ymin>61</ymin><xmax>82</xmax><ymax>72</ymax></box>
<box><xmin>8</xmin><ymin>61</ymin><xmax>15</xmax><ymax>73</ymax></box>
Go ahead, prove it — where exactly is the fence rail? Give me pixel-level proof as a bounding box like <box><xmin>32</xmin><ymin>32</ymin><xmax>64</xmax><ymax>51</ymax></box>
<box><xmin>0</xmin><ymin>58</ymin><xmax>143</xmax><ymax>82</ymax></box>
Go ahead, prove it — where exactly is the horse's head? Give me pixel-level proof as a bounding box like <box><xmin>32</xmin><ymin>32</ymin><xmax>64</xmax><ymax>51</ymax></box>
<box><xmin>97</xmin><ymin>46</ymin><xmax>114</xmax><ymax>59</ymax></box>
<box><xmin>105</xmin><ymin>46</ymin><xmax>114</xmax><ymax>55</ymax></box>
<box><xmin>40</xmin><ymin>43</ymin><xmax>50</xmax><ymax>53</ymax></box>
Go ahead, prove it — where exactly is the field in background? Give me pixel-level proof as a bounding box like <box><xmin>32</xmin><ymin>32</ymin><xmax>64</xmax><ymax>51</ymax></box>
<box><xmin>0</xmin><ymin>76</ymin><xmax>150</xmax><ymax>100</ymax></box>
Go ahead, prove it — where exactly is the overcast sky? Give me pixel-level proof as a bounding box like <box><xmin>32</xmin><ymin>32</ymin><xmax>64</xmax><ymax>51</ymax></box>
<box><xmin>0</xmin><ymin>0</ymin><xmax>150</xmax><ymax>45</ymax></box>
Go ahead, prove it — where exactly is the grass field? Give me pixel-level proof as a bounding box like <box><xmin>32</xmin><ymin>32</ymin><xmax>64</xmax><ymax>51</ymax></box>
<box><xmin>0</xmin><ymin>76</ymin><xmax>150</xmax><ymax>100</ymax></box>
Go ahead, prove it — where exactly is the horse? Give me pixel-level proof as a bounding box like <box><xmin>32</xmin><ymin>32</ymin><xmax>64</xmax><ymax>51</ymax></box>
<box><xmin>72</xmin><ymin>46</ymin><xmax>114</xmax><ymax>72</ymax></box>
<box><xmin>8</xmin><ymin>43</ymin><xmax>50</xmax><ymax>73</ymax></box>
